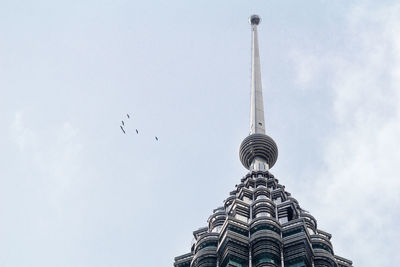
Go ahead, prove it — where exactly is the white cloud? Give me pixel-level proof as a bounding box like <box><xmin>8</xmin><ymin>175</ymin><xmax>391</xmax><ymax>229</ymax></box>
<box><xmin>291</xmin><ymin>50</ymin><xmax>323</xmax><ymax>87</ymax></box>
<box><xmin>10</xmin><ymin>111</ymin><xmax>84</xmax><ymax>204</ymax></box>
<box><xmin>11</xmin><ymin>111</ymin><xmax>36</xmax><ymax>151</ymax></box>
<box><xmin>296</xmin><ymin>3</ymin><xmax>400</xmax><ymax>266</ymax></box>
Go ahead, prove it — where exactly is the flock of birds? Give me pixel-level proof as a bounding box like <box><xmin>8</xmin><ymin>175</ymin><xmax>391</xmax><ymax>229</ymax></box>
<box><xmin>120</xmin><ymin>113</ymin><xmax>158</xmax><ymax>141</ymax></box>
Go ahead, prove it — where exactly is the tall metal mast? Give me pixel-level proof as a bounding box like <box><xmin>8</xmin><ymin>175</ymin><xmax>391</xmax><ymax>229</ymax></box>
<box><xmin>250</xmin><ymin>15</ymin><xmax>265</xmax><ymax>135</ymax></box>
<box><xmin>239</xmin><ymin>15</ymin><xmax>278</xmax><ymax>171</ymax></box>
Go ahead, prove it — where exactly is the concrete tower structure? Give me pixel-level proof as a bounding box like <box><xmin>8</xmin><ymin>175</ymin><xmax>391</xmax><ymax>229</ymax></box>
<box><xmin>174</xmin><ymin>15</ymin><xmax>353</xmax><ymax>267</ymax></box>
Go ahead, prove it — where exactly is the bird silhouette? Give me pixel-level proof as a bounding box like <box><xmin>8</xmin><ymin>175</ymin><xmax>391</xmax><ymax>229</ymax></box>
<box><xmin>120</xmin><ymin>126</ymin><xmax>126</xmax><ymax>134</ymax></box>
<box><xmin>121</xmin><ymin>120</ymin><xmax>124</xmax><ymax>126</ymax></box>
<box><xmin>135</xmin><ymin>129</ymin><xmax>139</xmax><ymax>134</ymax></box>
<box><xmin>127</xmin><ymin>114</ymin><xmax>130</xmax><ymax>119</ymax></box>
<box><xmin>155</xmin><ymin>136</ymin><xmax>158</xmax><ymax>141</ymax></box>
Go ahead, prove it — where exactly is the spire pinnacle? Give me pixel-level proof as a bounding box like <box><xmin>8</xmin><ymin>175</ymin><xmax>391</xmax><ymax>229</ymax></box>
<box><xmin>239</xmin><ymin>15</ymin><xmax>278</xmax><ymax>171</ymax></box>
<box><xmin>249</xmin><ymin>14</ymin><xmax>265</xmax><ymax>135</ymax></box>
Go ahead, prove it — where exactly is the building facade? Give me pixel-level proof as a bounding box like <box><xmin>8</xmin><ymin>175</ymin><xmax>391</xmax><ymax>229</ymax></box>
<box><xmin>174</xmin><ymin>15</ymin><xmax>353</xmax><ymax>267</ymax></box>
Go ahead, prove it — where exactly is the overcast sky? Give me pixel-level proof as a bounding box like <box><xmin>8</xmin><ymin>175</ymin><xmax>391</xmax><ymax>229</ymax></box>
<box><xmin>1</xmin><ymin>0</ymin><xmax>400</xmax><ymax>266</ymax></box>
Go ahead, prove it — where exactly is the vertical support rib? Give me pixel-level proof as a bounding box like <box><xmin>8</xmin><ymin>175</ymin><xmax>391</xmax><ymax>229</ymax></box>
<box><xmin>250</xmin><ymin>16</ymin><xmax>265</xmax><ymax>135</ymax></box>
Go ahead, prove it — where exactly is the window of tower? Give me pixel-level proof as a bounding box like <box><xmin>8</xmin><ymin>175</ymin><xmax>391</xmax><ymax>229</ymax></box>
<box><xmin>250</xmin><ymin>223</ymin><xmax>280</xmax><ymax>235</ymax></box>
<box><xmin>253</xmin><ymin>253</ymin><xmax>278</xmax><ymax>266</ymax></box>
<box><xmin>279</xmin><ymin>217</ymin><xmax>288</xmax><ymax>224</ymax></box>
<box><xmin>242</xmin><ymin>196</ymin><xmax>252</xmax><ymax>204</ymax></box>
<box><xmin>211</xmin><ymin>225</ymin><xmax>222</xmax><ymax>233</ymax></box>
<box><xmin>312</xmin><ymin>243</ymin><xmax>333</xmax><ymax>254</ymax></box>
<box><xmin>285</xmin><ymin>259</ymin><xmax>306</xmax><ymax>267</ymax></box>
<box><xmin>228</xmin><ymin>260</ymin><xmax>243</xmax><ymax>267</ymax></box>
<box><xmin>226</xmin><ymin>225</ymin><xmax>248</xmax><ymax>237</ymax></box>
<box><xmin>256</xmin><ymin>185</ymin><xmax>267</xmax><ymax>190</ymax></box>
<box><xmin>255</xmin><ymin>212</ymin><xmax>270</xmax><ymax>218</ymax></box>
<box><xmin>221</xmin><ymin>257</ymin><xmax>246</xmax><ymax>267</ymax></box>
<box><xmin>307</xmin><ymin>227</ymin><xmax>315</xmax><ymax>235</ymax></box>
<box><xmin>256</xmin><ymin>194</ymin><xmax>268</xmax><ymax>200</ymax></box>
<box><xmin>282</xmin><ymin>227</ymin><xmax>303</xmax><ymax>238</ymax></box>
<box><xmin>287</xmin><ymin>208</ymin><xmax>294</xmax><ymax>221</ymax></box>
<box><xmin>235</xmin><ymin>214</ymin><xmax>248</xmax><ymax>223</ymax></box>
<box><xmin>195</xmin><ymin>240</ymin><xmax>218</xmax><ymax>253</ymax></box>
<box><xmin>274</xmin><ymin>197</ymin><xmax>282</xmax><ymax>204</ymax></box>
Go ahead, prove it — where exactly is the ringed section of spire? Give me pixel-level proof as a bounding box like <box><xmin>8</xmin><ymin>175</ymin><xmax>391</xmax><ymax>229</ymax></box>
<box><xmin>239</xmin><ymin>133</ymin><xmax>278</xmax><ymax>170</ymax></box>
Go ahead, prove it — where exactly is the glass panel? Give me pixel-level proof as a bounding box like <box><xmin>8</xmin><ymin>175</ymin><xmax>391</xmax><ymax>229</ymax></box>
<box><xmin>279</xmin><ymin>217</ymin><xmax>288</xmax><ymax>224</ymax></box>
<box><xmin>282</xmin><ymin>227</ymin><xmax>303</xmax><ymax>238</ymax></box>
<box><xmin>256</xmin><ymin>212</ymin><xmax>270</xmax><ymax>218</ymax></box>
<box><xmin>243</xmin><ymin>196</ymin><xmax>252</xmax><ymax>204</ymax></box>
<box><xmin>212</xmin><ymin>225</ymin><xmax>223</xmax><ymax>233</ymax></box>
<box><xmin>235</xmin><ymin>214</ymin><xmax>248</xmax><ymax>223</ymax></box>
<box><xmin>307</xmin><ymin>227</ymin><xmax>315</xmax><ymax>235</ymax></box>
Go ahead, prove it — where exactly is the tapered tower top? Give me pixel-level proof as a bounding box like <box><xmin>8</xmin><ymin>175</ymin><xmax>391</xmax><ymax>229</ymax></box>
<box><xmin>249</xmin><ymin>14</ymin><xmax>265</xmax><ymax>135</ymax></box>
<box><xmin>239</xmin><ymin>15</ymin><xmax>278</xmax><ymax>171</ymax></box>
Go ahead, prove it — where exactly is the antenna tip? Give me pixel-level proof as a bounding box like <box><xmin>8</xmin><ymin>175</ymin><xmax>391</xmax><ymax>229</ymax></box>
<box><xmin>249</xmin><ymin>14</ymin><xmax>261</xmax><ymax>25</ymax></box>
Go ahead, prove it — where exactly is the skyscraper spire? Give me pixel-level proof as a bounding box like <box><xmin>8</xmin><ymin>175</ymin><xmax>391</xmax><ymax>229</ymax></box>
<box><xmin>249</xmin><ymin>15</ymin><xmax>265</xmax><ymax>135</ymax></box>
<box><xmin>239</xmin><ymin>15</ymin><xmax>278</xmax><ymax>171</ymax></box>
<box><xmin>174</xmin><ymin>16</ymin><xmax>353</xmax><ymax>267</ymax></box>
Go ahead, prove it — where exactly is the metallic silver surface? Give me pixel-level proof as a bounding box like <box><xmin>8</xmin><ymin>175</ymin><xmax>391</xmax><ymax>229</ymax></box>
<box><xmin>239</xmin><ymin>133</ymin><xmax>278</xmax><ymax>170</ymax></box>
<box><xmin>249</xmin><ymin>15</ymin><xmax>265</xmax><ymax>135</ymax></box>
<box><xmin>249</xmin><ymin>14</ymin><xmax>261</xmax><ymax>26</ymax></box>
<box><xmin>239</xmin><ymin>15</ymin><xmax>278</xmax><ymax>171</ymax></box>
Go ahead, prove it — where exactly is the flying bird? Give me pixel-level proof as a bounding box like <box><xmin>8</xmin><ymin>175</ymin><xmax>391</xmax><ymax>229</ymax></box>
<box><xmin>135</xmin><ymin>129</ymin><xmax>139</xmax><ymax>134</ymax></box>
<box><xmin>155</xmin><ymin>136</ymin><xmax>158</xmax><ymax>141</ymax></box>
<box><xmin>127</xmin><ymin>114</ymin><xmax>130</xmax><ymax>119</ymax></box>
<box><xmin>120</xmin><ymin>126</ymin><xmax>126</xmax><ymax>134</ymax></box>
<box><xmin>121</xmin><ymin>120</ymin><xmax>124</xmax><ymax>126</ymax></box>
